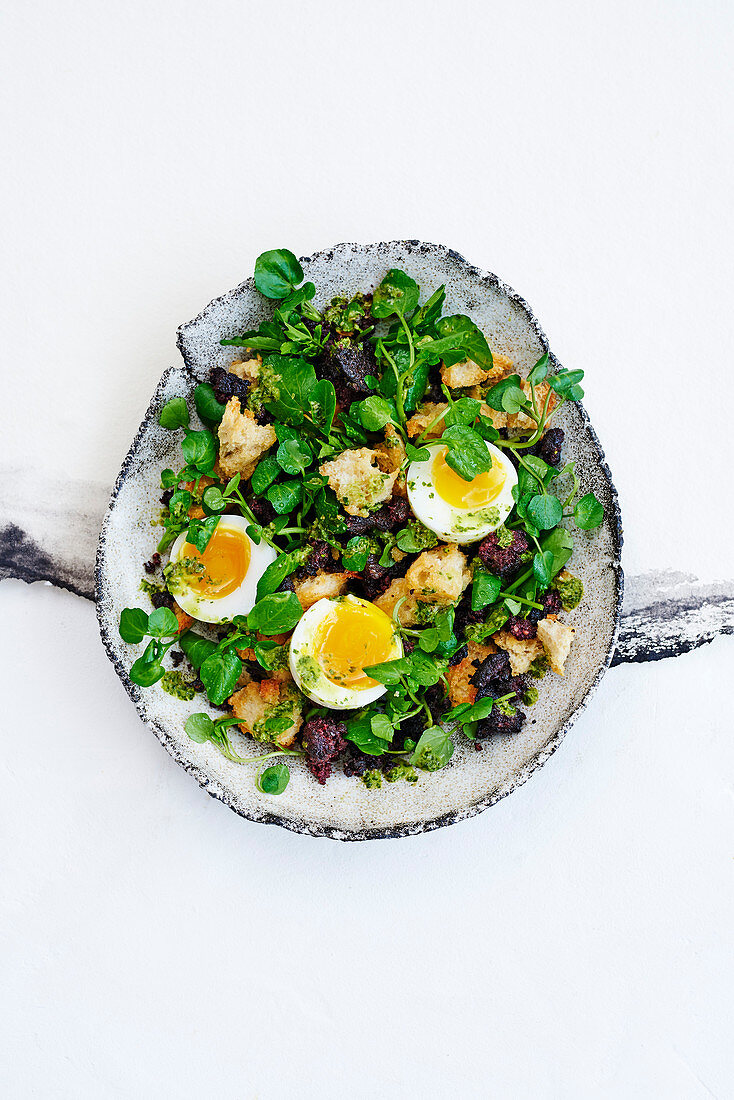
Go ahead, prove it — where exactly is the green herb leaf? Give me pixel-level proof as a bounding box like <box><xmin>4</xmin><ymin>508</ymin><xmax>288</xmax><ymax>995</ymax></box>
<box><xmin>147</xmin><ymin>606</ymin><xmax>180</xmax><ymax>638</ymax></box>
<box><xmin>405</xmin><ymin>443</ymin><xmax>431</xmax><ymax>462</ymax></box>
<box><xmin>471</xmin><ymin>567</ymin><xmax>502</xmax><ymax>611</ymax></box>
<box><xmin>549</xmin><ymin>368</ymin><xmax>584</xmax><ymax>400</ymax></box>
<box><xmin>344</xmin><ymin>714</ymin><xmax>388</xmax><ymax>756</ymax></box>
<box><xmin>574</xmin><ymin>492</ymin><xmax>604</xmax><ymax>529</ymax></box>
<box><xmin>396</xmin><ymin>521</ymin><xmax>438</xmax><ymax>553</ymax></box>
<box><xmin>119</xmin><ymin>607</ymin><xmax>150</xmax><ymax>644</ymax></box>
<box><xmin>257</xmin><ymin>763</ymin><xmax>290</xmax><ymax>794</ymax></box>
<box><xmin>181</xmin><ymin>429</ymin><xmax>217</xmax><ymax>474</ymax></box>
<box><xmin>276</xmin><ymin>437</ymin><xmax>312</xmax><ymax>476</ymax></box>
<box><xmin>443</xmin><ymin>397</ymin><xmax>481</xmax><ymax>427</ymax></box>
<box><xmin>193</xmin><ymin>383</ymin><xmax>226</xmax><ymax>427</ymax></box>
<box><xmin>251</xmin><ymin>456</ymin><xmax>281</xmax><ymax>495</ymax></box>
<box><xmin>158</xmin><ymin>397</ymin><xmax>190</xmax><ymax>430</ymax></box>
<box><xmin>362</xmin><ymin>656</ymin><xmax>412</xmax><ymax>686</ymax></box>
<box><xmin>533</xmin><ymin>550</ymin><xmax>555</xmax><ymax>587</ymax></box>
<box><xmin>185</xmin><ymin>712</ymin><xmax>216</xmax><ymax>743</ymax></box>
<box><xmin>527</xmin><ymin>494</ymin><xmax>563</xmax><ymax>530</ymax></box>
<box><xmin>528</xmin><ymin>352</ymin><xmax>549</xmax><ymax>386</ymax></box>
<box><xmin>410</xmin><ymin>725</ymin><xmax>454</xmax><ymax>771</ymax></box>
<box><xmin>539</xmin><ymin>528</ymin><xmax>574</xmax><ymax>577</ymax></box>
<box><xmin>186</xmin><ymin>515</ymin><xmax>220</xmax><ymax>553</ymax></box>
<box><xmin>484</xmin><ymin>374</ymin><xmax>524</xmax><ymax>412</ymax></box>
<box><xmin>130</xmin><ymin>655</ymin><xmax>165</xmax><ymax>686</ymax></box>
<box><xmin>342</xmin><ymin>535</ymin><xmax>374</xmax><ymax>572</ymax></box>
<box><xmin>309</xmin><ymin>379</ymin><xmax>337</xmax><ymax>437</ymax></box>
<box><xmin>370</xmin><ymin>714</ymin><xmax>394</xmax><ymax>742</ymax></box>
<box><xmin>201</xmin><ymin>485</ymin><xmax>226</xmax><ymax>513</ymax></box>
<box><xmin>178</xmin><ymin>630</ymin><xmax>217</xmax><ymax>669</ymax></box>
<box><xmin>357</xmin><ymin>394</ymin><xmax>394</xmax><ymax>431</ymax></box>
<box><xmin>247</xmin><ymin>592</ymin><xmax>303</xmax><ymax>635</ymax></box>
<box><xmin>441</xmin><ymin>425</ymin><xmax>492</xmax><ymax>481</ymax></box>
<box><xmin>199</xmin><ymin>649</ymin><xmax>242</xmax><ymax>705</ymax></box>
<box><xmin>254</xmin><ymin>249</ymin><xmax>304</xmax><ymax>299</ymax></box>
<box><xmin>372</xmin><ymin>269</ymin><xmax>420</xmax><ymax>318</ymax></box>
<box><xmin>255</xmin><ymin>549</ymin><xmax>308</xmax><ymax>601</ymax></box>
<box><xmin>266</xmin><ymin>479</ymin><xmax>302</xmax><ymax>514</ymax></box>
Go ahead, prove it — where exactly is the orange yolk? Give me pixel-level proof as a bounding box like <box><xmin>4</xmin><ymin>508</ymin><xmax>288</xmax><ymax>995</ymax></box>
<box><xmin>314</xmin><ymin>601</ymin><xmax>397</xmax><ymax>690</ymax></box>
<box><xmin>181</xmin><ymin>526</ymin><xmax>250</xmax><ymax>599</ymax></box>
<box><xmin>432</xmin><ymin>447</ymin><xmax>506</xmax><ymax>509</ymax></box>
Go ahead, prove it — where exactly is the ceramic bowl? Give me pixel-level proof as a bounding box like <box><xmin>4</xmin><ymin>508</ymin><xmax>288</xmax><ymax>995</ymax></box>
<box><xmin>96</xmin><ymin>241</ymin><xmax>623</xmax><ymax>840</ymax></box>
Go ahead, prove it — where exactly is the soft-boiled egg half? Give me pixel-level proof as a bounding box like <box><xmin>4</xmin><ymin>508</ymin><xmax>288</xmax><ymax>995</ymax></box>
<box><xmin>407</xmin><ymin>440</ymin><xmax>517</xmax><ymax>544</ymax></box>
<box><xmin>289</xmin><ymin>594</ymin><xmax>403</xmax><ymax>709</ymax></box>
<box><xmin>168</xmin><ymin>515</ymin><xmax>276</xmax><ymax>623</ymax></box>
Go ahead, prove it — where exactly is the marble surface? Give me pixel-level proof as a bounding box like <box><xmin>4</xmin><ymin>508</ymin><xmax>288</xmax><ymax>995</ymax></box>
<box><xmin>2</xmin><ymin>1</ymin><xmax>733</xmax><ymax>1096</ymax></box>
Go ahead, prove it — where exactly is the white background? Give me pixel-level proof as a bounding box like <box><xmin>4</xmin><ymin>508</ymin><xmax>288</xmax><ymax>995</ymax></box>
<box><xmin>2</xmin><ymin>2</ymin><xmax>733</xmax><ymax>1097</ymax></box>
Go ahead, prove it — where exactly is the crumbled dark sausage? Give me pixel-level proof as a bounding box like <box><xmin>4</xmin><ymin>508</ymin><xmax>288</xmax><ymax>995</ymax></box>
<box><xmin>534</xmin><ymin>428</ymin><xmax>564</xmax><ymax>467</ymax></box>
<box><xmin>506</xmin><ymin>615</ymin><xmax>537</xmax><ymax>640</ymax></box>
<box><xmin>476</xmin><ymin>707</ymin><xmax>526</xmax><ymax>738</ymax></box>
<box><xmin>342</xmin><ymin>747</ymin><xmax>374</xmax><ymax>777</ymax></box>
<box><xmin>210</xmin><ymin>366</ymin><xmax>251</xmax><ymax>406</ymax></box>
<box><xmin>150</xmin><ymin>589</ymin><xmax>174</xmax><ymax>610</ymax></box>
<box><xmin>453</xmin><ymin>589</ymin><xmax>486</xmax><ymax>638</ymax></box>
<box><xmin>301</xmin><ymin>717</ymin><xmax>348</xmax><ymax>784</ymax></box>
<box><xmin>472</xmin><ymin>650</ymin><xmax>512</xmax><ymax>693</ymax></box>
<box><xmin>144</xmin><ymin>552</ymin><xmax>162</xmax><ymax>574</ymax></box>
<box><xmin>370</xmin><ymin>497</ymin><xmax>411</xmax><ymax>532</ymax></box>
<box><xmin>448</xmin><ymin>643</ymin><xmax>469</xmax><ymax>667</ymax></box>
<box><xmin>298</xmin><ymin>541</ymin><xmax>337</xmax><ymax>578</ymax></box>
<box><xmin>160</xmin><ymin>489</ymin><xmax>173</xmax><ymax>507</ymax></box>
<box><xmin>527</xmin><ymin>589</ymin><xmax>562</xmax><ymax>623</ymax></box>
<box><xmin>170</xmin><ymin>649</ymin><xmax>184</xmax><ymax>667</ymax></box>
<box><xmin>477</xmin><ymin>529</ymin><xmax>529</xmax><ymax>578</ymax></box>
<box><xmin>246</xmin><ymin>494</ymin><xmax>276</xmax><ymax>526</ymax></box>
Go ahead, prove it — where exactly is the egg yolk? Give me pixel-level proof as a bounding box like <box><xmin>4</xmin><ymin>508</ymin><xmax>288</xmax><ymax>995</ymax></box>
<box><xmin>432</xmin><ymin>447</ymin><xmax>507</xmax><ymax>509</ymax></box>
<box><xmin>181</xmin><ymin>525</ymin><xmax>250</xmax><ymax>599</ymax></box>
<box><xmin>314</xmin><ymin>600</ymin><xmax>397</xmax><ymax>690</ymax></box>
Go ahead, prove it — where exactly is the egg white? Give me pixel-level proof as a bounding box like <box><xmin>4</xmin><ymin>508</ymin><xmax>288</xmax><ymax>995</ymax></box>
<box><xmin>168</xmin><ymin>515</ymin><xmax>276</xmax><ymax>624</ymax></box>
<box><xmin>289</xmin><ymin>595</ymin><xmax>403</xmax><ymax>710</ymax></box>
<box><xmin>406</xmin><ymin>440</ymin><xmax>517</xmax><ymax>544</ymax></box>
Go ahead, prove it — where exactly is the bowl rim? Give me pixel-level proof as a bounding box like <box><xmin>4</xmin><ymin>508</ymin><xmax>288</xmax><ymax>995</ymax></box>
<box><xmin>96</xmin><ymin>240</ymin><xmax>624</xmax><ymax>841</ymax></box>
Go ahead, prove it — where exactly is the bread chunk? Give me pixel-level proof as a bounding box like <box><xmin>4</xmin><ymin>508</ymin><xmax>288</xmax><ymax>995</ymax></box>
<box><xmin>217</xmin><ymin>397</ymin><xmax>277</xmax><ymax>480</ymax></box>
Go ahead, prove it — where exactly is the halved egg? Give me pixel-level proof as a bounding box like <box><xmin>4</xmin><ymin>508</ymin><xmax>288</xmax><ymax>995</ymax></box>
<box><xmin>289</xmin><ymin>594</ymin><xmax>403</xmax><ymax>709</ymax></box>
<box><xmin>168</xmin><ymin>515</ymin><xmax>276</xmax><ymax>623</ymax></box>
<box><xmin>407</xmin><ymin>440</ymin><xmax>517</xmax><ymax>544</ymax></box>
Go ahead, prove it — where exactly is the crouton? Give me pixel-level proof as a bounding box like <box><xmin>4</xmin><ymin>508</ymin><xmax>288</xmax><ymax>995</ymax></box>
<box><xmin>375</xmin><ymin>423</ymin><xmax>406</xmax><ymax>474</ymax></box>
<box><xmin>373</xmin><ymin>577</ymin><xmax>420</xmax><ymax>626</ymax></box>
<box><xmin>441</xmin><ymin>352</ymin><xmax>514</xmax><ymax>391</ymax></box>
<box><xmin>405</xmin><ymin>544</ymin><xmax>471</xmax><ymax>605</ymax></box>
<box><xmin>507</xmin><ymin>380</ymin><xmax>557</xmax><ymax>434</ymax></box>
<box><xmin>446</xmin><ymin>640</ymin><xmax>497</xmax><ymax>707</ymax></box>
<box><xmin>293</xmin><ymin>571</ymin><xmax>355</xmax><ymax>611</ymax></box>
<box><xmin>217</xmin><ymin>397</ymin><xmax>277</xmax><ymax>481</ymax></box>
<box><xmin>172</xmin><ymin>601</ymin><xmax>193</xmax><ymax>634</ymax></box>
<box><xmin>493</xmin><ymin>631</ymin><xmax>545</xmax><ymax>675</ymax></box>
<box><xmin>229</xmin><ymin>679</ymin><xmax>303</xmax><ymax>749</ymax></box>
<box><xmin>536</xmin><ymin>617</ymin><xmax>575</xmax><ymax>675</ymax></box>
<box><xmin>406</xmin><ymin>402</ymin><xmax>448</xmax><ymax>439</ymax></box>
<box><xmin>319</xmin><ymin>448</ymin><xmax>397</xmax><ymax>517</ymax></box>
<box><xmin>229</xmin><ymin>356</ymin><xmax>262</xmax><ymax>384</ymax></box>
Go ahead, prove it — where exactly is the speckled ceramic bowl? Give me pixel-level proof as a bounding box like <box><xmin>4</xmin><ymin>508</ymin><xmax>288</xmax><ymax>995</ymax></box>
<box><xmin>96</xmin><ymin>241</ymin><xmax>623</xmax><ymax>840</ymax></box>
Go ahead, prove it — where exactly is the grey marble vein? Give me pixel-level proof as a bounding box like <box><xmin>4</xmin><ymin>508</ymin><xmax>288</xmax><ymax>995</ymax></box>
<box><xmin>1</xmin><ymin>478</ymin><xmax>732</xmax><ymax>665</ymax></box>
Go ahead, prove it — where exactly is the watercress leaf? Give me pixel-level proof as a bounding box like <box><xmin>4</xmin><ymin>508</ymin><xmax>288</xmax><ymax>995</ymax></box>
<box><xmin>437</xmin><ymin>314</ymin><xmax>494</xmax><ymax>372</ymax></box>
<box><xmin>372</xmin><ymin>268</ymin><xmax>420</xmax><ymax>318</ymax></box>
<box><xmin>147</xmin><ymin>606</ymin><xmax>180</xmax><ymax>638</ymax></box>
<box><xmin>276</xmin><ymin>437</ymin><xmax>312</xmax><ymax>475</ymax></box>
<box><xmin>342</xmin><ymin>536</ymin><xmax>373</xmax><ymax>572</ymax></box>
<box><xmin>344</xmin><ymin>715</ymin><xmax>388</xmax><ymax>756</ymax></box>
<box><xmin>253</xmin><ymin>249</ymin><xmax>304</xmax><ymax>299</ymax></box>
<box><xmin>370</xmin><ymin>714</ymin><xmax>394</xmax><ymax>742</ymax></box>
<box><xmin>130</xmin><ymin>656</ymin><xmax>165</xmax><ymax>686</ymax></box>
<box><xmin>522</xmin><ymin>455</ymin><xmax>551</xmax><ymax>484</ymax></box>
<box><xmin>475</xmin><ymin>415</ymin><xmax>500</xmax><ymax>441</ymax></box>
<box><xmin>272</xmin><ymin>355</ymin><xmax>318</xmax><ymax>407</ymax></box>
<box><xmin>472</xmin><ymin>567</ymin><xmax>502</xmax><ymax>610</ymax></box>
<box><xmin>257</xmin><ymin>763</ymin><xmax>290</xmax><ymax>795</ymax></box>
<box><xmin>533</xmin><ymin>550</ymin><xmax>555</xmax><ymax>587</ymax></box>
<box><xmin>314</xmin><ymin>488</ymin><xmax>349</xmax><ymax>533</ymax></box>
<box><xmin>501</xmin><ymin>385</ymin><xmax>528</xmax><ymax>414</ymax></box>
<box><xmin>484</xmin><ymin>374</ymin><xmax>524</xmax><ymax>412</ymax></box>
<box><xmin>527</xmin><ymin>493</ymin><xmax>563</xmax><ymax>530</ymax></box>
<box><xmin>396</xmin><ymin>521</ymin><xmax>438</xmax><ymax>553</ymax></box>
<box><xmin>410</xmin><ymin>725</ymin><xmax>454</xmax><ymax>771</ymax></box>
<box><xmin>412</xmin><ymin>284</ymin><xmax>446</xmax><ymax>333</ymax></box>
<box><xmin>266</xmin><ymin>479</ymin><xmax>302</xmax><ymax>514</ymax></box>
<box><xmin>247</xmin><ymin>592</ymin><xmax>303</xmax><ymax>635</ymax></box>
<box><xmin>185</xmin><ymin>712</ymin><xmax>216</xmax><ymax>743</ymax></box>
<box><xmin>160</xmin><ymin>468</ymin><xmax>180</xmax><ymax>489</ymax></box>
<box><xmin>158</xmin><ymin>397</ymin><xmax>190</xmax><ymax>430</ymax></box>
<box><xmin>181</xmin><ymin>429</ymin><xmax>217</xmax><ymax>473</ymax></box>
<box><xmin>504</xmin><ymin>597</ymin><xmax>522</xmax><ymax>615</ymax></box>
<box><xmin>459</xmin><ymin>697</ymin><xmax>495</xmax><ymax>723</ymax></box>
<box><xmin>441</xmin><ymin>425</ymin><xmax>493</xmax><ymax>481</ymax></box>
<box><xmin>201</xmin><ymin>485</ymin><xmax>227</xmax><ymax>513</ymax></box>
<box><xmin>178</xmin><ymin>630</ymin><xmax>217</xmax><ymax>669</ymax></box>
<box><xmin>528</xmin><ymin>352</ymin><xmax>550</xmax><ymax>386</ymax></box>
<box><xmin>540</xmin><ymin>528</ymin><xmax>574</xmax><ymax>577</ymax></box>
<box><xmin>255</xmin><ymin>550</ymin><xmax>306</xmax><ymax>601</ymax></box>
<box><xmin>193</xmin><ymin>383</ymin><xmax>226</xmax><ymax>427</ymax></box>
<box><xmin>402</xmin><ymin>359</ymin><xmax>430</xmax><ymax>414</ymax></box>
<box><xmin>119</xmin><ymin>607</ymin><xmax>150</xmax><ymax>644</ymax></box>
<box><xmin>436</xmin><ymin>607</ymin><xmax>455</xmax><ymax>643</ymax></box>
<box><xmin>409</xmin><ymin>650</ymin><xmax>446</xmax><ymax>686</ymax></box>
<box><xmin>362</xmin><ymin>656</ymin><xmax>412</xmax><ymax>685</ymax></box>
<box><xmin>309</xmin><ymin>379</ymin><xmax>337</xmax><ymax>437</ymax></box>
<box><xmin>549</xmin><ymin>368</ymin><xmax>585</xmax><ymax>398</ymax></box>
<box><xmin>574</xmin><ymin>492</ymin><xmax>604</xmax><ymax>529</ymax></box>
<box><xmin>418</xmin><ymin>628</ymin><xmax>439</xmax><ymax>652</ymax></box>
<box><xmin>186</xmin><ymin>514</ymin><xmax>220</xmax><ymax>553</ymax></box>
<box><xmin>405</xmin><ymin>443</ymin><xmax>431</xmax><ymax>462</ymax></box>
<box><xmin>443</xmin><ymin>397</ymin><xmax>481</xmax><ymax>427</ymax></box>
<box><xmin>199</xmin><ymin>649</ymin><xmax>242</xmax><ymax>705</ymax></box>
<box><xmin>251</xmin><ymin>455</ymin><xmax>281</xmax><ymax>495</ymax></box>
<box><xmin>357</xmin><ymin>395</ymin><xmax>393</xmax><ymax>431</ymax></box>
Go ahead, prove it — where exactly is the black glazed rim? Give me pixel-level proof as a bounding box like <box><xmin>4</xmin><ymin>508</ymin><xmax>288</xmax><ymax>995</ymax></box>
<box><xmin>96</xmin><ymin>241</ymin><xmax>624</xmax><ymax>842</ymax></box>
